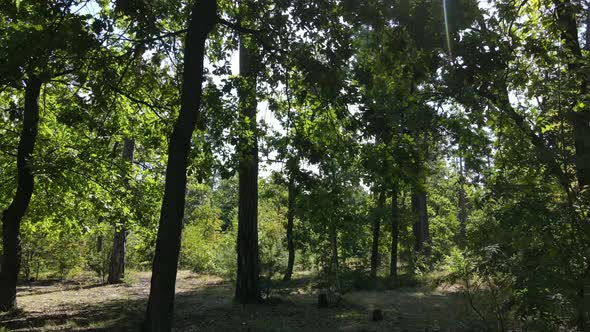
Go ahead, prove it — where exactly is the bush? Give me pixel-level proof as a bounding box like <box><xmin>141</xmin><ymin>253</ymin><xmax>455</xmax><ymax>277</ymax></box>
<box><xmin>179</xmin><ymin>204</ymin><xmax>235</xmax><ymax>278</ymax></box>
<box><xmin>86</xmin><ymin>232</ymin><xmax>112</xmax><ymax>282</ymax></box>
<box><xmin>20</xmin><ymin>220</ymin><xmax>87</xmax><ymax>280</ymax></box>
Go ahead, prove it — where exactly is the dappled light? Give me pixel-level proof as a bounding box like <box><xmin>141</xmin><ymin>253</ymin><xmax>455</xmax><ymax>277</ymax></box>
<box><xmin>1</xmin><ymin>0</ymin><xmax>589</xmax><ymax>331</ymax></box>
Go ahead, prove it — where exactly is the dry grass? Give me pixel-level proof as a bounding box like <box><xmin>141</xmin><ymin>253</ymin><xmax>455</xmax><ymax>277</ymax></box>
<box><xmin>0</xmin><ymin>271</ymin><xmax>482</xmax><ymax>331</ymax></box>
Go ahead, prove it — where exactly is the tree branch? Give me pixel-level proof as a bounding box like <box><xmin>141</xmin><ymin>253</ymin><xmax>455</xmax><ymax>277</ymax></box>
<box><xmin>131</xmin><ymin>29</ymin><xmax>189</xmax><ymax>43</ymax></box>
<box><xmin>108</xmin><ymin>84</ymin><xmax>170</xmax><ymax>122</ymax></box>
<box><xmin>217</xmin><ymin>17</ymin><xmax>262</xmax><ymax>34</ymax></box>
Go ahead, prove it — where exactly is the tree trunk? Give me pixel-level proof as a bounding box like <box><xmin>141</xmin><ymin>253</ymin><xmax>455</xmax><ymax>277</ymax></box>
<box><xmin>458</xmin><ymin>157</ymin><xmax>466</xmax><ymax>243</ymax></box>
<box><xmin>142</xmin><ymin>1</ymin><xmax>217</xmax><ymax>330</ymax></box>
<box><xmin>97</xmin><ymin>234</ymin><xmax>103</xmax><ymax>252</ymax></box>
<box><xmin>419</xmin><ymin>191</ymin><xmax>430</xmax><ymax>255</ymax></box>
<box><xmin>411</xmin><ymin>192</ymin><xmax>424</xmax><ymax>253</ymax></box>
<box><xmin>0</xmin><ymin>77</ymin><xmax>42</xmax><ymax>311</ymax></box>
<box><xmin>235</xmin><ymin>34</ymin><xmax>261</xmax><ymax>304</ymax></box>
<box><xmin>411</xmin><ymin>189</ymin><xmax>430</xmax><ymax>255</ymax></box>
<box><xmin>570</xmin><ymin>39</ymin><xmax>590</xmax><ymax>193</ymax></box>
<box><xmin>107</xmin><ymin>207</ymin><xmax>127</xmax><ymax>284</ymax></box>
<box><xmin>283</xmin><ymin>172</ymin><xmax>296</xmax><ymax>281</ymax></box>
<box><xmin>370</xmin><ymin>190</ymin><xmax>385</xmax><ymax>278</ymax></box>
<box><xmin>108</xmin><ymin>138</ymin><xmax>135</xmax><ymax>284</ymax></box>
<box><xmin>390</xmin><ymin>186</ymin><xmax>399</xmax><ymax>279</ymax></box>
<box><xmin>552</xmin><ymin>0</ymin><xmax>590</xmax><ymax>191</ymax></box>
<box><xmin>329</xmin><ymin>222</ymin><xmax>340</xmax><ymax>292</ymax></box>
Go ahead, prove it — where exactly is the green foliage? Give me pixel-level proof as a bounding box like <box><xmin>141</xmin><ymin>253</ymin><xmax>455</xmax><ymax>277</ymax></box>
<box><xmin>0</xmin><ymin>0</ymin><xmax>589</xmax><ymax>330</ymax></box>
<box><xmin>258</xmin><ymin>180</ymin><xmax>289</xmax><ymax>283</ymax></box>
<box><xmin>180</xmin><ymin>206</ymin><xmax>225</xmax><ymax>274</ymax></box>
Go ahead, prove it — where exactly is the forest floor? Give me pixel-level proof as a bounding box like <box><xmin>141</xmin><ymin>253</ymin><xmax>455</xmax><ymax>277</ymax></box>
<box><xmin>0</xmin><ymin>271</ymin><xmax>483</xmax><ymax>332</ymax></box>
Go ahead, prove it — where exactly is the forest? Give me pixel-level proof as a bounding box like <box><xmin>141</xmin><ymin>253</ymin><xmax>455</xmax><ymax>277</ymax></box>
<box><xmin>0</xmin><ymin>0</ymin><xmax>589</xmax><ymax>331</ymax></box>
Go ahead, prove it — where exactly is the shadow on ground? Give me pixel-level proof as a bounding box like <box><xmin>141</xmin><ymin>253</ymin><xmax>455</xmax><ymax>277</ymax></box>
<box><xmin>0</xmin><ymin>273</ymin><xmax>483</xmax><ymax>332</ymax></box>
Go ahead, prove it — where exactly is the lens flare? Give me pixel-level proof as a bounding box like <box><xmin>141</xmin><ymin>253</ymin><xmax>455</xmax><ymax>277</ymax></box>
<box><xmin>443</xmin><ymin>0</ymin><xmax>453</xmax><ymax>61</ymax></box>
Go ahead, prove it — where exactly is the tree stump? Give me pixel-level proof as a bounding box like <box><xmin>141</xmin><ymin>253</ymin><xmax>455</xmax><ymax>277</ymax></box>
<box><xmin>318</xmin><ymin>293</ymin><xmax>329</xmax><ymax>308</ymax></box>
<box><xmin>372</xmin><ymin>309</ymin><xmax>383</xmax><ymax>321</ymax></box>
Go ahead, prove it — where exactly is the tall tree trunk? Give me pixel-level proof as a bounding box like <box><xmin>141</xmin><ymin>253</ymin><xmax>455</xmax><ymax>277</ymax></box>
<box><xmin>419</xmin><ymin>191</ymin><xmax>430</xmax><ymax>255</ymax></box>
<box><xmin>552</xmin><ymin>0</ymin><xmax>590</xmax><ymax>190</ymax></box>
<box><xmin>283</xmin><ymin>172</ymin><xmax>296</xmax><ymax>281</ymax></box>
<box><xmin>411</xmin><ymin>189</ymin><xmax>430</xmax><ymax>255</ymax></box>
<box><xmin>329</xmin><ymin>222</ymin><xmax>340</xmax><ymax>292</ymax></box>
<box><xmin>411</xmin><ymin>191</ymin><xmax>424</xmax><ymax>253</ymax></box>
<box><xmin>97</xmin><ymin>234</ymin><xmax>103</xmax><ymax>253</ymax></box>
<box><xmin>235</xmin><ymin>34</ymin><xmax>261</xmax><ymax>304</ymax></box>
<box><xmin>108</xmin><ymin>138</ymin><xmax>135</xmax><ymax>284</ymax></box>
<box><xmin>458</xmin><ymin>157</ymin><xmax>466</xmax><ymax>243</ymax></box>
<box><xmin>390</xmin><ymin>186</ymin><xmax>399</xmax><ymax>279</ymax></box>
<box><xmin>570</xmin><ymin>6</ymin><xmax>590</xmax><ymax>325</ymax></box>
<box><xmin>0</xmin><ymin>77</ymin><xmax>42</xmax><ymax>311</ymax></box>
<box><xmin>493</xmin><ymin>8</ymin><xmax>590</xmax><ymax>329</ymax></box>
<box><xmin>142</xmin><ymin>1</ymin><xmax>217</xmax><ymax>330</ymax></box>
<box><xmin>370</xmin><ymin>190</ymin><xmax>385</xmax><ymax>278</ymax></box>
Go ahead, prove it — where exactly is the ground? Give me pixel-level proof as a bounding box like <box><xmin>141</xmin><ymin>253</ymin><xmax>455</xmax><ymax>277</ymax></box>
<box><xmin>0</xmin><ymin>271</ymin><xmax>482</xmax><ymax>331</ymax></box>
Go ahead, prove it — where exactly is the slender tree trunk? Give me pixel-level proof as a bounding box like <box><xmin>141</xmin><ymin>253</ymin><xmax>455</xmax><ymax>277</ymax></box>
<box><xmin>552</xmin><ymin>0</ymin><xmax>590</xmax><ymax>190</ymax></box>
<box><xmin>142</xmin><ymin>1</ymin><xmax>217</xmax><ymax>330</ymax></box>
<box><xmin>283</xmin><ymin>172</ymin><xmax>296</xmax><ymax>281</ymax></box>
<box><xmin>573</xmin><ymin>2</ymin><xmax>590</xmax><ymax>192</ymax></box>
<box><xmin>390</xmin><ymin>186</ymin><xmax>399</xmax><ymax>279</ymax></box>
<box><xmin>571</xmin><ymin>82</ymin><xmax>590</xmax><ymax>191</ymax></box>
<box><xmin>329</xmin><ymin>222</ymin><xmax>340</xmax><ymax>292</ymax></box>
<box><xmin>419</xmin><ymin>191</ymin><xmax>430</xmax><ymax>255</ymax></box>
<box><xmin>97</xmin><ymin>234</ymin><xmax>103</xmax><ymax>252</ymax></box>
<box><xmin>0</xmin><ymin>77</ymin><xmax>42</xmax><ymax>311</ymax></box>
<box><xmin>411</xmin><ymin>189</ymin><xmax>430</xmax><ymax>255</ymax></box>
<box><xmin>370</xmin><ymin>190</ymin><xmax>385</xmax><ymax>278</ymax></box>
<box><xmin>458</xmin><ymin>157</ymin><xmax>466</xmax><ymax>243</ymax></box>
<box><xmin>108</xmin><ymin>138</ymin><xmax>135</xmax><ymax>284</ymax></box>
<box><xmin>411</xmin><ymin>191</ymin><xmax>424</xmax><ymax>253</ymax></box>
<box><xmin>108</xmin><ymin>216</ymin><xmax>127</xmax><ymax>283</ymax></box>
<box><xmin>235</xmin><ymin>34</ymin><xmax>261</xmax><ymax>304</ymax></box>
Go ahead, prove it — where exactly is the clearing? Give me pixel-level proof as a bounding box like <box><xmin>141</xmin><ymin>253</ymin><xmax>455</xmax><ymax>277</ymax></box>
<box><xmin>0</xmin><ymin>271</ymin><xmax>482</xmax><ymax>331</ymax></box>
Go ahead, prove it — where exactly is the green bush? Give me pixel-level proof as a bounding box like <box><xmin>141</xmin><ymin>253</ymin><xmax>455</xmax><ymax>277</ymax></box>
<box><xmin>179</xmin><ymin>203</ymin><xmax>236</xmax><ymax>278</ymax></box>
<box><xmin>20</xmin><ymin>219</ymin><xmax>87</xmax><ymax>280</ymax></box>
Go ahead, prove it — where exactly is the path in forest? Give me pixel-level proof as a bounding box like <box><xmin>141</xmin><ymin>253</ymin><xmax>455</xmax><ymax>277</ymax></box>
<box><xmin>0</xmin><ymin>271</ymin><xmax>481</xmax><ymax>331</ymax></box>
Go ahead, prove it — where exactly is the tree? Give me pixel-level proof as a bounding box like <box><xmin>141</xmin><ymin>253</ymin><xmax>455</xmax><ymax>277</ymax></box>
<box><xmin>142</xmin><ymin>0</ymin><xmax>218</xmax><ymax>330</ymax></box>
<box><xmin>0</xmin><ymin>0</ymin><xmax>100</xmax><ymax>310</ymax></box>
<box><xmin>283</xmin><ymin>166</ymin><xmax>297</xmax><ymax>281</ymax></box>
<box><xmin>441</xmin><ymin>0</ymin><xmax>590</xmax><ymax>328</ymax></box>
<box><xmin>0</xmin><ymin>77</ymin><xmax>42</xmax><ymax>311</ymax></box>
<box><xmin>108</xmin><ymin>137</ymin><xmax>135</xmax><ymax>284</ymax></box>
<box><xmin>370</xmin><ymin>190</ymin><xmax>385</xmax><ymax>278</ymax></box>
<box><xmin>235</xmin><ymin>31</ymin><xmax>262</xmax><ymax>303</ymax></box>
<box><xmin>389</xmin><ymin>186</ymin><xmax>400</xmax><ymax>278</ymax></box>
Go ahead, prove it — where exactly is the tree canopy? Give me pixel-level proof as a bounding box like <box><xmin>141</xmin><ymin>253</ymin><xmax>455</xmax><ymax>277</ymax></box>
<box><xmin>1</xmin><ymin>0</ymin><xmax>590</xmax><ymax>331</ymax></box>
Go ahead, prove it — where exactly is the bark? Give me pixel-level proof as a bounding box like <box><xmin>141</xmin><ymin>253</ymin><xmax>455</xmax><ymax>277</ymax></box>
<box><xmin>458</xmin><ymin>157</ymin><xmax>466</xmax><ymax>242</ymax></box>
<box><xmin>108</xmin><ymin>139</ymin><xmax>135</xmax><ymax>284</ymax></box>
<box><xmin>370</xmin><ymin>190</ymin><xmax>385</xmax><ymax>278</ymax></box>
<box><xmin>419</xmin><ymin>192</ymin><xmax>430</xmax><ymax>255</ymax></box>
<box><xmin>552</xmin><ymin>0</ymin><xmax>590</xmax><ymax>190</ymax></box>
<box><xmin>329</xmin><ymin>222</ymin><xmax>341</xmax><ymax>292</ymax></box>
<box><xmin>283</xmin><ymin>172</ymin><xmax>296</xmax><ymax>281</ymax></box>
<box><xmin>390</xmin><ymin>187</ymin><xmax>399</xmax><ymax>279</ymax></box>
<box><xmin>411</xmin><ymin>192</ymin><xmax>424</xmax><ymax>253</ymax></box>
<box><xmin>108</xmin><ymin>226</ymin><xmax>126</xmax><ymax>283</ymax></box>
<box><xmin>142</xmin><ymin>1</ymin><xmax>217</xmax><ymax>330</ymax></box>
<box><xmin>411</xmin><ymin>190</ymin><xmax>430</xmax><ymax>255</ymax></box>
<box><xmin>0</xmin><ymin>77</ymin><xmax>42</xmax><ymax>311</ymax></box>
<box><xmin>235</xmin><ymin>35</ymin><xmax>261</xmax><ymax>304</ymax></box>
<box><xmin>97</xmin><ymin>234</ymin><xmax>103</xmax><ymax>252</ymax></box>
